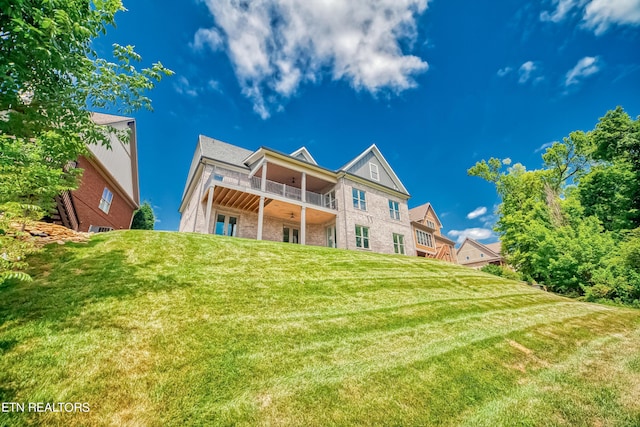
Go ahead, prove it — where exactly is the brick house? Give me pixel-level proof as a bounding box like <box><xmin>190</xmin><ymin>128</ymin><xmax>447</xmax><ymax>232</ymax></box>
<box><xmin>52</xmin><ymin>113</ymin><xmax>140</xmax><ymax>232</ymax></box>
<box><xmin>179</xmin><ymin>136</ymin><xmax>416</xmax><ymax>256</ymax></box>
<box><xmin>409</xmin><ymin>203</ymin><xmax>458</xmax><ymax>263</ymax></box>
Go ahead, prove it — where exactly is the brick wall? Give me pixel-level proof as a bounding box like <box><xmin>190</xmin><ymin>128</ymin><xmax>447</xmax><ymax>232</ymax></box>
<box><xmin>336</xmin><ymin>177</ymin><xmax>415</xmax><ymax>255</ymax></box>
<box><xmin>72</xmin><ymin>156</ymin><xmax>135</xmax><ymax>232</ymax></box>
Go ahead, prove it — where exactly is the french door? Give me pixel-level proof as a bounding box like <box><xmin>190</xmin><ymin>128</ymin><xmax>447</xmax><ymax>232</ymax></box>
<box><xmin>326</xmin><ymin>225</ymin><xmax>336</xmax><ymax>248</ymax></box>
<box><xmin>283</xmin><ymin>227</ymin><xmax>299</xmax><ymax>243</ymax></box>
<box><xmin>214</xmin><ymin>214</ymin><xmax>238</xmax><ymax>237</ymax></box>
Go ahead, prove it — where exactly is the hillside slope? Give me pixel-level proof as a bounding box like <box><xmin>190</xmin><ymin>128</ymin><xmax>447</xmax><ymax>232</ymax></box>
<box><xmin>1</xmin><ymin>231</ymin><xmax>639</xmax><ymax>426</ymax></box>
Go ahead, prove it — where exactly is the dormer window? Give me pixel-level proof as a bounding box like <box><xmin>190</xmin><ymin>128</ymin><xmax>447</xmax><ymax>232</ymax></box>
<box><xmin>369</xmin><ymin>163</ymin><xmax>379</xmax><ymax>181</ymax></box>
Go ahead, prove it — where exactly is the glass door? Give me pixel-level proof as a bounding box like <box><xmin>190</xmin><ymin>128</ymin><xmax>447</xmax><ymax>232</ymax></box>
<box><xmin>214</xmin><ymin>214</ymin><xmax>238</xmax><ymax>236</ymax></box>
<box><xmin>283</xmin><ymin>227</ymin><xmax>299</xmax><ymax>243</ymax></box>
<box><xmin>326</xmin><ymin>225</ymin><xmax>336</xmax><ymax>248</ymax></box>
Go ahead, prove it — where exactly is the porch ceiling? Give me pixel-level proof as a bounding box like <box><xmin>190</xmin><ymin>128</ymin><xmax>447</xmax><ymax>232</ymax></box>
<box><xmin>212</xmin><ymin>187</ymin><xmax>261</xmax><ymax>213</ymax></box>
<box><xmin>264</xmin><ymin>200</ymin><xmax>336</xmax><ymax>225</ymax></box>
<box><xmin>208</xmin><ymin>187</ymin><xmax>336</xmax><ymax>225</ymax></box>
<box><xmin>257</xmin><ymin>163</ymin><xmax>334</xmax><ymax>193</ymax></box>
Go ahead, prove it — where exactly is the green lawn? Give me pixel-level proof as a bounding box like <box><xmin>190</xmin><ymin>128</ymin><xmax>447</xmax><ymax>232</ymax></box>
<box><xmin>1</xmin><ymin>230</ymin><xmax>639</xmax><ymax>426</ymax></box>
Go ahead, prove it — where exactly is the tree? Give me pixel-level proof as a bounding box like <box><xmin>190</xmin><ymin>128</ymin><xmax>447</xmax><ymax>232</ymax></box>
<box><xmin>469</xmin><ymin>107</ymin><xmax>640</xmax><ymax>305</ymax></box>
<box><xmin>0</xmin><ymin>1</ymin><xmax>172</xmax><ymax>283</ymax></box>
<box><xmin>131</xmin><ymin>202</ymin><xmax>155</xmax><ymax>230</ymax></box>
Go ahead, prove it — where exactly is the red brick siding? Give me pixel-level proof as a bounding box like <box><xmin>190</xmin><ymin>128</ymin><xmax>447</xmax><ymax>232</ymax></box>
<box><xmin>71</xmin><ymin>156</ymin><xmax>135</xmax><ymax>232</ymax></box>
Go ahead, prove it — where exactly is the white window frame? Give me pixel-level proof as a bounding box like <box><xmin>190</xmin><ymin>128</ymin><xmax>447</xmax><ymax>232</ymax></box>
<box><xmin>352</xmin><ymin>188</ymin><xmax>367</xmax><ymax>211</ymax></box>
<box><xmin>393</xmin><ymin>233</ymin><xmax>405</xmax><ymax>254</ymax></box>
<box><xmin>98</xmin><ymin>188</ymin><xmax>113</xmax><ymax>214</ymax></box>
<box><xmin>355</xmin><ymin>225</ymin><xmax>370</xmax><ymax>249</ymax></box>
<box><xmin>369</xmin><ymin>162</ymin><xmax>379</xmax><ymax>181</ymax></box>
<box><xmin>416</xmin><ymin>229</ymin><xmax>433</xmax><ymax>247</ymax></box>
<box><xmin>388</xmin><ymin>200</ymin><xmax>400</xmax><ymax>220</ymax></box>
<box><xmin>426</xmin><ymin>220</ymin><xmax>436</xmax><ymax>229</ymax></box>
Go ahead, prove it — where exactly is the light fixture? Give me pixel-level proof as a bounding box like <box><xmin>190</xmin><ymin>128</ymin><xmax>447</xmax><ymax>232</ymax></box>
<box><xmin>292</xmin><ymin>177</ymin><xmax>296</xmax><ymax>184</ymax></box>
<box><xmin>290</xmin><ymin>212</ymin><xmax>295</xmax><ymax>219</ymax></box>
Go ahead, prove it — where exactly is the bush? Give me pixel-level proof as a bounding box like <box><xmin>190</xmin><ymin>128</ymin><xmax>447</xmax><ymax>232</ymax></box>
<box><xmin>480</xmin><ymin>264</ymin><xmax>521</xmax><ymax>281</ymax></box>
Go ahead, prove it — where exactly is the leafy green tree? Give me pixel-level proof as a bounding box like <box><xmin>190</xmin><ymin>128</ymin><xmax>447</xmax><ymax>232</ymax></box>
<box><xmin>469</xmin><ymin>107</ymin><xmax>640</xmax><ymax>305</ymax></box>
<box><xmin>0</xmin><ymin>1</ymin><xmax>172</xmax><ymax>283</ymax></box>
<box><xmin>580</xmin><ymin>107</ymin><xmax>640</xmax><ymax>230</ymax></box>
<box><xmin>131</xmin><ymin>202</ymin><xmax>155</xmax><ymax>230</ymax></box>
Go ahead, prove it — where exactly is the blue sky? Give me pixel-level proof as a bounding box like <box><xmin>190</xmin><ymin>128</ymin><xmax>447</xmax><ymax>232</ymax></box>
<box><xmin>96</xmin><ymin>0</ymin><xmax>640</xmax><ymax>243</ymax></box>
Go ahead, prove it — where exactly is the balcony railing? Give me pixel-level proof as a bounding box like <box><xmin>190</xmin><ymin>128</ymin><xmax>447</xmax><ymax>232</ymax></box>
<box><xmin>207</xmin><ymin>165</ymin><xmax>336</xmax><ymax>210</ymax></box>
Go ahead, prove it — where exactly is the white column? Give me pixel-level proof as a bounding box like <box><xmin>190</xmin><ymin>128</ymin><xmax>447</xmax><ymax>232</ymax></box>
<box><xmin>204</xmin><ymin>186</ymin><xmax>214</xmax><ymax>234</ymax></box>
<box><xmin>257</xmin><ymin>196</ymin><xmax>265</xmax><ymax>240</ymax></box>
<box><xmin>300</xmin><ymin>206</ymin><xmax>306</xmax><ymax>245</ymax></box>
<box><xmin>261</xmin><ymin>162</ymin><xmax>268</xmax><ymax>192</ymax></box>
<box><xmin>301</xmin><ymin>172</ymin><xmax>306</xmax><ymax>203</ymax></box>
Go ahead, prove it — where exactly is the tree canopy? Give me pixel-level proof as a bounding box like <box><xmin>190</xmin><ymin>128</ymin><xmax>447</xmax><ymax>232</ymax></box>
<box><xmin>131</xmin><ymin>202</ymin><xmax>155</xmax><ymax>230</ymax></box>
<box><xmin>0</xmin><ymin>1</ymin><xmax>172</xmax><ymax>283</ymax></box>
<box><xmin>469</xmin><ymin>107</ymin><xmax>640</xmax><ymax>306</ymax></box>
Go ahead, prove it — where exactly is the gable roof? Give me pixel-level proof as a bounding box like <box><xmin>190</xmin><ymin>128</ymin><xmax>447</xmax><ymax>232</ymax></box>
<box><xmin>181</xmin><ymin>135</ymin><xmax>254</xmax><ymax>201</ymax></box>
<box><xmin>88</xmin><ymin>113</ymin><xmax>139</xmax><ymax>207</ymax></box>
<box><xmin>290</xmin><ymin>147</ymin><xmax>318</xmax><ymax>165</ymax></box>
<box><xmin>339</xmin><ymin>144</ymin><xmax>409</xmax><ymax>195</ymax></box>
<box><xmin>409</xmin><ymin>203</ymin><xmax>443</xmax><ymax>228</ymax></box>
<box><xmin>456</xmin><ymin>238</ymin><xmax>502</xmax><ymax>258</ymax></box>
<box><xmin>485</xmin><ymin>242</ymin><xmax>502</xmax><ymax>254</ymax></box>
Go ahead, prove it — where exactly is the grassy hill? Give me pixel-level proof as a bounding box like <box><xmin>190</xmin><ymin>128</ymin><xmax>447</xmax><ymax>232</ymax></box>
<box><xmin>1</xmin><ymin>231</ymin><xmax>639</xmax><ymax>426</ymax></box>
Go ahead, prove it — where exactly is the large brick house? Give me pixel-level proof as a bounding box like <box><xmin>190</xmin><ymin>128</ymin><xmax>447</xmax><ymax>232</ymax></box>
<box><xmin>179</xmin><ymin>136</ymin><xmax>416</xmax><ymax>256</ymax></box>
<box><xmin>52</xmin><ymin>113</ymin><xmax>140</xmax><ymax>232</ymax></box>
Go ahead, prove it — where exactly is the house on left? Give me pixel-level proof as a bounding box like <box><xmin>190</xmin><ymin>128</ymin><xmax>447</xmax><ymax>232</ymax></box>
<box><xmin>50</xmin><ymin>112</ymin><xmax>140</xmax><ymax>232</ymax></box>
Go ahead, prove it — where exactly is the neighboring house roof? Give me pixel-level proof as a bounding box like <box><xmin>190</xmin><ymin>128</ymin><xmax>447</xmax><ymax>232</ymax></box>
<box><xmin>87</xmin><ymin>112</ymin><xmax>139</xmax><ymax>207</ymax></box>
<box><xmin>485</xmin><ymin>242</ymin><xmax>502</xmax><ymax>255</ymax></box>
<box><xmin>339</xmin><ymin>144</ymin><xmax>410</xmax><ymax>196</ymax></box>
<box><xmin>456</xmin><ymin>238</ymin><xmax>503</xmax><ymax>264</ymax></box>
<box><xmin>408</xmin><ymin>203</ymin><xmax>443</xmax><ymax>229</ymax></box>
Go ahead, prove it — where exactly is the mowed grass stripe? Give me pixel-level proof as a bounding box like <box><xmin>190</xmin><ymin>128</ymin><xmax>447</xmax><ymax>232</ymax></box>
<box><xmin>1</xmin><ymin>230</ymin><xmax>639</xmax><ymax>426</ymax></box>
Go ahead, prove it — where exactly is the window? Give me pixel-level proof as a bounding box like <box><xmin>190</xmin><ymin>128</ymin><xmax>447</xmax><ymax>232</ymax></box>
<box><xmin>98</xmin><ymin>188</ymin><xmax>113</xmax><ymax>214</ymax></box>
<box><xmin>283</xmin><ymin>227</ymin><xmax>299</xmax><ymax>243</ymax></box>
<box><xmin>426</xmin><ymin>220</ymin><xmax>436</xmax><ymax>229</ymax></box>
<box><xmin>352</xmin><ymin>188</ymin><xmax>367</xmax><ymax>210</ymax></box>
<box><xmin>324</xmin><ymin>190</ymin><xmax>336</xmax><ymax>209</ymax></box>
<box><xmin>369</xmin><ymin>162</ymin><xmax>379</xmax><ymax>181</ymax></box>
<box><xmin>388</xmin><ymin>200</ymin><xmax>400</xmax><ymax>220</ymax></box>
<box><xmin>355</xmin><ymin>225</ymin><xmax>370</xmax><ymax>249</ymax></box>
<box><xmin>214</xmin><ymin>214</ymin><xmax>238</xmax><ymax>236</ymax></box>
<box><xmin>416</xmin><ymin>229</ymin><xmax>433</xmax><ymax>247</ymax></box>
<box><xmin>393</xmin><ymin>233</ymin><xmax>405</xmax><ymax>254</ymax></box>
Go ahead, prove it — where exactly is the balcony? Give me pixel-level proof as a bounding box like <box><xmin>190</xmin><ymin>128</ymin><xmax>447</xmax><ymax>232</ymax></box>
<box><xmin>206</xmin><ymin>165</ymin><xmax>336</xmax><ymax>210</ymax></box>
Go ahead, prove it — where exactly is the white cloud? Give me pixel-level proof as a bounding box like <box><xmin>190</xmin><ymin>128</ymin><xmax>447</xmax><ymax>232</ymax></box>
<box><xmin>467</xmin><ymin>206</ymin><xmax>487</xmax><ymax>219</ymax></box>
<box><xmin>448</xmin><ymin>228</ymin><xmax>494</xmax><ymax>245</ymax></box>
<box><xmin>518</xmin><ymin>61</ymin><xmax>538</xmax><ymax>84</ymax></box>
<box><xmin>174</xmin><ymin>76</ymin><xmax>199</xmax><ymax>97</ymax></box>
<box><xmin>583</xmin><ymin>0</ymin><xmax>640</xmax><ymax>34</ymax></box>
<box><xmin>535</xmin><ymin>141</ymin><xmax>555</xmax><ymax>152</ymax></box>
<box><xmin>565</xmin><ymin>56</ymin><xmax>600</xmax><ymax>86</ymax></box>
<box><xmin>197</xmin><ymin>0</ymin><xmax>430</xmax><ymax>118</ymax></box>
<box><xmin>192</xmin><ymin>28</ymin><xmax>224</xmax><ymax>52</ymax></box>
<box><xmin>541</xmin><ymin>0</ymin><xmax>640</xmax><ymax>34</ymax></box>
<box><xmin>540</xmin><ymin>0</ymin><xmax>582</xmax><ymax>22</ymax></box>
<box><xmin>497</xmin><ymin>66</ymin><xmax>513</xmax><ymax>77</ymax></box>
<box><xmin>174</xmin><ymin>76</ymin><xmax>223</xmax><ymax>97</ymax></box>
